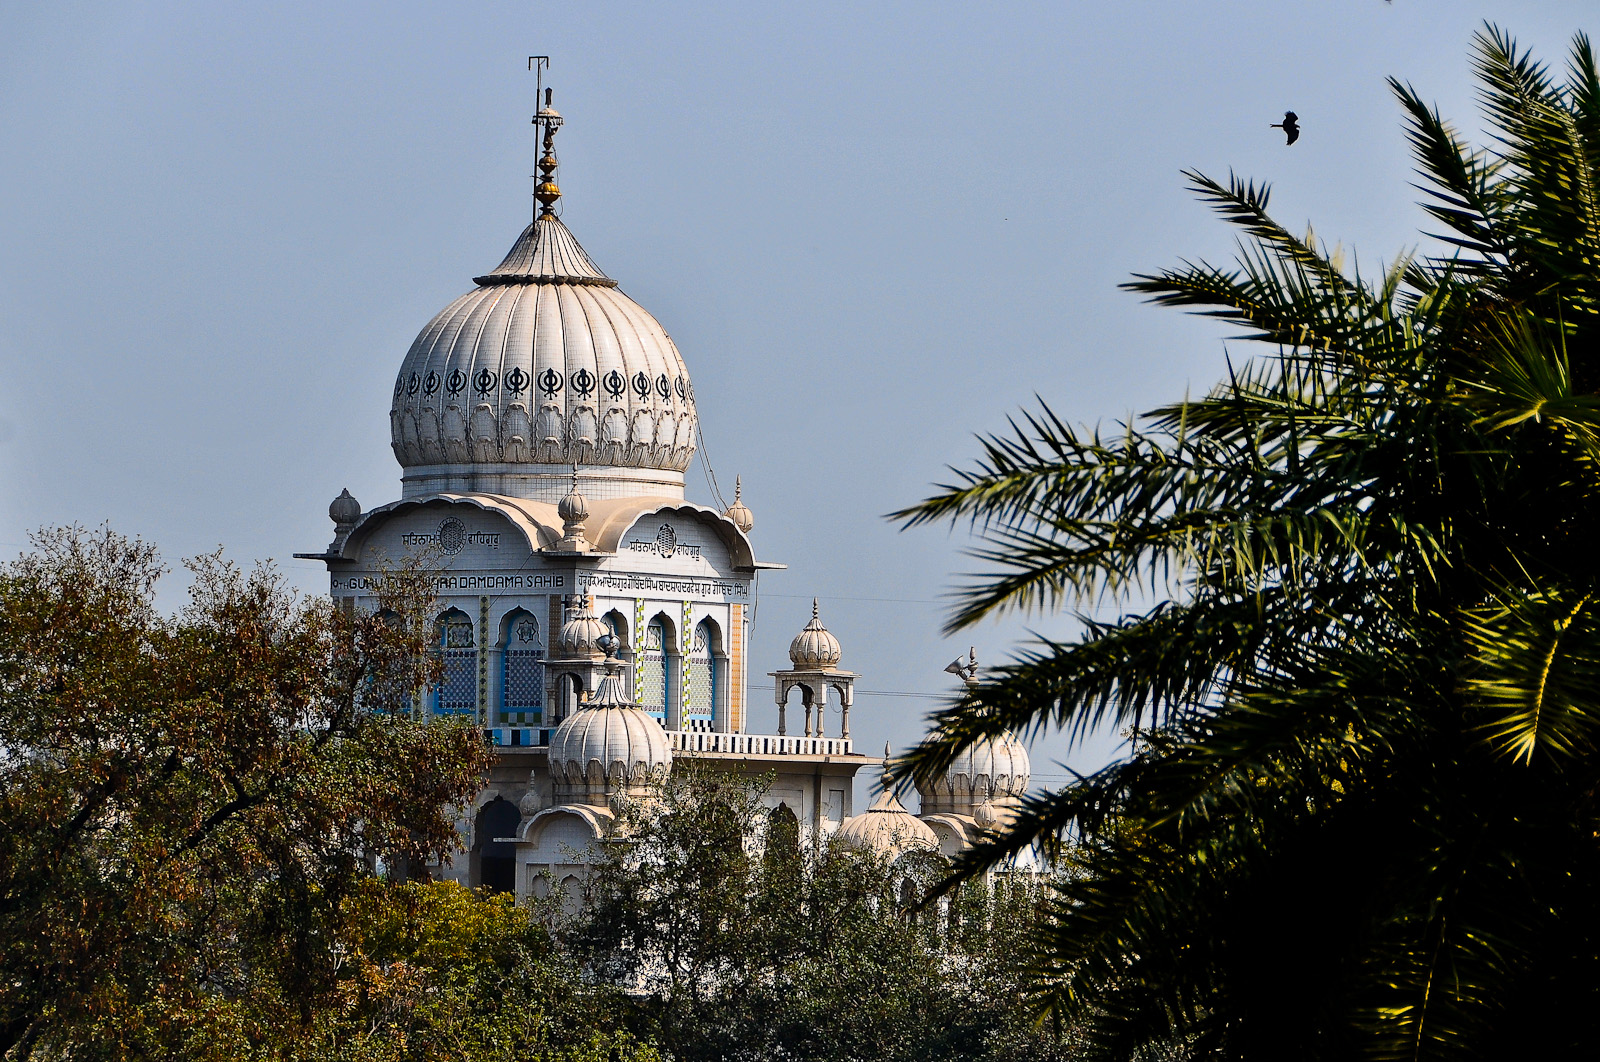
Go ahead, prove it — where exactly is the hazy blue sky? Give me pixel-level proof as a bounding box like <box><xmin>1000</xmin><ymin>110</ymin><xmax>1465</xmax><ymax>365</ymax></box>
<box><xmin>2</xmin><ymin>1</ymin><xmax>1594</xmax><ymax>794</ymax></box>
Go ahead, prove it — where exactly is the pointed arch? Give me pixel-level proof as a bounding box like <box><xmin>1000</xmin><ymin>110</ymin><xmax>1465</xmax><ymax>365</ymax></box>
<box><xmin>500</xmin><ymin>608</ymin><xmax>545</xmax><ymax>724</ymax></box>
<box><xmin>433</xmin><ymin>608</ymin><xmax>476</xmax><ymax>717</ymax></box>
<box><xmin>639</xmin><ymin>612</ymin><xmax>676</xmax><ymax>724</ymax></box>
<box><xmin>687</xmin><ymin>617</ymin><xmax>721</xmax><ymax>729</ymax></box>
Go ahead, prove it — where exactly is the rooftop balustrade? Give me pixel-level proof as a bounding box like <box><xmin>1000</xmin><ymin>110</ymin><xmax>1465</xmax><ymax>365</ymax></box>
<box><xmin>483</xmin><ymin>727</ymin><xmax>853</xmax><ymax>757</ymax></box>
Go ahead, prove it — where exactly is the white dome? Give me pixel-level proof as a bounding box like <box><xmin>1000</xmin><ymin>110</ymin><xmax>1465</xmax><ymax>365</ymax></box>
<box><xmin>553</xmin><ymin>595</ymin><xmax>608</xmax><ymax>659</ymax></box>
<box><xmin>547</xmin><ymin>666</ymin><xmax>672</xmax><ymax>806</ymax></box>
<box><xmin>916</xmin><ymin>730</ymin><xmax>1031</xmax><ymax>818</ymax></box>
<box><xmin>389</xmin><ymin>213</ymin><xmax>697</xmax><ymax>502</ymax></box>
<box><xmin>789</xmin><ymin>599</ymin><xmax>842</xmax><ymax>670</ymax></box>
<box><xmin>835</xmin><ymin>787</ymin><xmax>939</xmax><ymax>860</ymax></box>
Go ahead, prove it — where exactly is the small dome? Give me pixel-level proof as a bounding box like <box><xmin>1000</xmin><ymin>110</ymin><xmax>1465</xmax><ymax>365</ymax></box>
<box><xmin>915</xmin><ymin>730</ymin><xmax>1031</xmax><ymax>818</ymax></box>
<box><xmin>548</xmin><ymin>656</ymin><xmax>672</xmax><ymax>806</ymax></box>
<box><xmin>789</xmin><ymin>599</ymin><xmax>842</xmax><ymax>669</ymax></box>
<box><xmin>835</xmin><ymin>747</ymin><xmax>938</xmax><ymax>859</ymax></box>
<box><xmin>722</xmin><ymin>476</ymin><xmax>753</xmax><ymax>534</ymax></box>
<box><xmin>558</xmin><ymin>483</ymin><xmax>589</xmax><ymax>524</ymax></box>
<box><xmin>554</xmin><ymin>595</ymin><xmax>608</xmax><ymax>659</ymax></box>
<box><xmin>329</xmin><ymin>488</ymin><xmax>361</xmax><ymax>527</ymax></box>
<box><xmin>946</xmin><ymin>731</ymin><xmax>1031</xmax><ymax>800</ymax></box>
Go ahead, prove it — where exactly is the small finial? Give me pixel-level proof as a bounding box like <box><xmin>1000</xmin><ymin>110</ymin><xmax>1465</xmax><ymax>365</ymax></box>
<box><xmin>723</xmin><ymin>474</ymin><xmax>754</xmax><ymax>533</ymax></box>
<box><xmin>812</xmin><ymin>597</ymin><xmax>820</xmax><ymax>622</ymax></box>
<box><xmin>534</xmin><ymin>87</ymin><xmax>564</xmax><ymax>217</ymax></box>
<box><xmin>883</xmin><ymin>742</ymin><xmax>893</xmax><ymax>770</ymax></box>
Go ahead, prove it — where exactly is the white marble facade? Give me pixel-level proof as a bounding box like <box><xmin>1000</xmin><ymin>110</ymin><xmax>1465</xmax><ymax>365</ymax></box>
<box><xmin>302</xmin><ymin>100</ymin><xmax>1027</xmax><ymax>900</ymax></box>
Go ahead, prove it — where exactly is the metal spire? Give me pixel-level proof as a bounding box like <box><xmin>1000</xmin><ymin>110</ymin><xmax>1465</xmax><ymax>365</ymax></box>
<box><xmin>534</xmin><ymin>85</ymin><xmax>564</xmax><ymax>217</ymax></box>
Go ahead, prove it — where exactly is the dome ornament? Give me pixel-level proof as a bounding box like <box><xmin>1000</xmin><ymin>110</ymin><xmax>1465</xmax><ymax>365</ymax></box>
<box><xmin>533</xmin><ymin>86</ymin><xmax>564</xmax><ymax>218</ymax></box>
<box><xmin>326</xmin><ymin>488</ymin><xmax>361</xmax><ymax>552</ymax></box>
<box><xmin>723</xmin><ymin>476</ymin><xmax>754</xmax><ymax>533</ymax></box>
<box><xmin>555</xmin><ymin>469</ymin><xmax>592</xmax><ymax>553</ymax></box>
<box><xmin>943</xmin><ymin>647</ymin><xmax>980</xmax><ymax>688</ymax></box>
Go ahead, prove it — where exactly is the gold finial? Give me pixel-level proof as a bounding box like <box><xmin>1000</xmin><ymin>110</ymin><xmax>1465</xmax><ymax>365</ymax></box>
<box><xmin>534</xmin><ymin>86</ymin><xmax>564</xmax><ymax>217</ymax></box>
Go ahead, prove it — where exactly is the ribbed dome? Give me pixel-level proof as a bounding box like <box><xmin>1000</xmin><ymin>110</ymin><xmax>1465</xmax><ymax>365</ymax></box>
<box><xmin>916</xmin><ymin>731</ymin><xmax>1031</xmax><ymax>818</ymax></box>
<box><xmin>789</xmin><ymin>599</ymin><xmax>842</xmax><ymax>669</ymax></box>
<box><xmin>554</xmin><ymin>595</ymin><xmax>608</xmax><ymax>659</ymax></box>
<box><xmin>389</xmin><ymin>214</ymin><xmax>697</xmax><ymax>502</ymax></box>
<box><xmin>547</xmin><ymin>662</ymin><xmax>672</xmax><ymax>806</ymax></box>
<box><xmin>836</xmin><ymin>753</ymin><xmax>938</xmax><ymax>860</ymax></box>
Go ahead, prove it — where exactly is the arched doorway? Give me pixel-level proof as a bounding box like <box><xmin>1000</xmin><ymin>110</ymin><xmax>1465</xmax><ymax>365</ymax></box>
<box><xmin>474</xmin><ymin>798</ymin><xmax>521</xmax><ymax>895</ymax></box>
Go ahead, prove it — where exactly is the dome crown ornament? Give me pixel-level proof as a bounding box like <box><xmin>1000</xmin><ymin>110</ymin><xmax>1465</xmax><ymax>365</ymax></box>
<box><xmin>534</xmin><ymin>87</ymin><xmax>563</xmax><ymax>217</ymax></box>
<box><xmin>788</xmin><ymin>598</ymin><xmax>842</xmax><ymax>670</ymax></box>
<box><xmin>723</xmin><ymin>476</ymin><xmax>754</xmax><ymax>534</ymax></box>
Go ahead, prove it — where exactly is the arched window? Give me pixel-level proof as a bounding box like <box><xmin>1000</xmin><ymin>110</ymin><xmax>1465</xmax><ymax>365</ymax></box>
<box><xmin>361</xmin><ymin>609</ymin><xmax>407</xmax><ymax>715</ymax></box>
<box><xmin>687</xmin><ymin>618</ymin><xmax>717</xmax><ymax>729</ymax></box>
<box><xmin>640</xmin><ymin>616</ymin><xmax>669</xmax><ymax>723</ymax></box>
<box><xmin>433</xmin><ymin>608</ymin><xmax>476</xmax><ymax>717</ymax></box>
<box><xmin>501</xmin><ymin>610</ymin><xmax>544</xmax><ymax>724</ymax></box>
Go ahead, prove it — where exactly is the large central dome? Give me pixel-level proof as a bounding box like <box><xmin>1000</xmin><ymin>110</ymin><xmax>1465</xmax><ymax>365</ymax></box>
<box><xmin>389</xmin><ymin>115</ymin><xmax>696</xmax><ymax>503</ymax></box>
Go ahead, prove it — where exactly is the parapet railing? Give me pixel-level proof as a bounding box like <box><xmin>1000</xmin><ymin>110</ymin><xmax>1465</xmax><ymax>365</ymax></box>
<box><xmin>482</xmin><ymin>726</ymin><xmax>852</xmax><ymax>757</ymax></box>
<box><xmin>667</xmin><ymin>731</ymin><xmax>852</xmax><ymax>757</ymax></box>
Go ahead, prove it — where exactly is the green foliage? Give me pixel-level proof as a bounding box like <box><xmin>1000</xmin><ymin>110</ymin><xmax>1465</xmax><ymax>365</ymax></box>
<box><xmin>894</xmin><ymin>24</ymin><xmax>1600</xmax><ymax>1061</ymax></box>
<box><xmin>0</xmin><ymin>526</ymin><xmax>493</xmax><ymax>1058</ymax></box>
<box><xmin>288</xmin><ymin>880</ymin><xmax>659</xmax><ymax>1062</ymax></box>
<box><xmin>564</xmin><ymin>766</ymin><xmax>1074</xmax><ymax>1062</ymax></box>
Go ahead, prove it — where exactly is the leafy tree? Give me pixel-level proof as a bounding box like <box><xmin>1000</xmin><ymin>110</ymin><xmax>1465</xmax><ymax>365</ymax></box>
<box><xmin>0</xmin><ymin>526</ymin><xmax>492</xmax><ymax>1058</ymax></box>
<box><xmin>564</xmin><ymin>765</ymin><xmax>1075</xmax><ymax>1062</ymax></box>
<box><xmin>895</xmin><ymin>25</ymin><xmax>1600</xmax><ymax>1061</ymax></box>
<box><xmin>289</xmin><ymin>880</ymin><xmax>661</xmax><ymax>1062</ymax></box>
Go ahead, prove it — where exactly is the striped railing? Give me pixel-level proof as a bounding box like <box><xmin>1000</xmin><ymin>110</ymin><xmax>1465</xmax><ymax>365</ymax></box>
<box><xmin>483</xmin><ymin>727</ymin><xmax>851</xmax><ymax>758</ymax></box>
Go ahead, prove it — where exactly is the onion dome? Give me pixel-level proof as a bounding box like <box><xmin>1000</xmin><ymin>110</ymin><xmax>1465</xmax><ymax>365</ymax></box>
<box><xmin>555</xmin><ymin>474</ymin><xmax>591</xmax><ymax>552</ymax></box>
<box><xmin>789</xmin><ymin>599</ymin><xmax>842</xmax><ymax>670</ymax></box>
<box><xmin>328</xmin><ymin>488</ymin><xmax>362</xmax><ymax>529</ymax></box>
<box><xmin>915</xmin><ymin>730</ymin><xmax>1031</xmax><ymax>819</ymax></box>
<box><xmin>326</xmin><ymin>488</ymin><xmax>361</xmax><ymax>552</ymax></box>
<box><xmin>554</xmin><ymin>595</ymin><xmax>608</xmax><ymax>660</ymax></box>
<box><xmin>722</xmin><ymin>476</ymin><xmax>753</xmax><ymax>534</ymax></box>
<box><xmin>547</xmin><ymin>650</ymin><xmax>672</xmax><ymax>806</ymax></box>
<box><xmin>389</xmin><ymin>96</ymin><xmax>697</xmax><ymax>503</ymax></box>
<box><xmin>835</xmin><ymin>746</ymin><xmax>938</xmax><ymax>859</ymax></box>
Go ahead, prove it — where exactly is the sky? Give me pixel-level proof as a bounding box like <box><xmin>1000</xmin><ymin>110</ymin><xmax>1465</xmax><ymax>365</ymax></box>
<box><xmin>1</xmin><ymin>0</ymin><xmax>1595</xmax><ymax>800</ymax></box>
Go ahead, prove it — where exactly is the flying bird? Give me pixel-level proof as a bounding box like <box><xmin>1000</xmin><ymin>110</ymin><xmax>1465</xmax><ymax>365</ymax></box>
<box><xmin>1271</xmin><ymin>111</ymin><xmax>1300</xmax><ymax>145</ymax></box>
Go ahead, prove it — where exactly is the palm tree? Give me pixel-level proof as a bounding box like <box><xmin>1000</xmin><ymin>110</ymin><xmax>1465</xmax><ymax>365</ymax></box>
<box><xmin>894</xmin><ymin>25</ymin><xmax>1600</xmax><ymax>1061</ymax></box>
